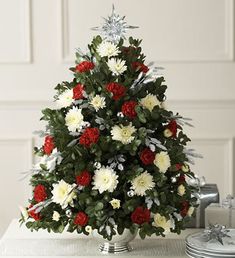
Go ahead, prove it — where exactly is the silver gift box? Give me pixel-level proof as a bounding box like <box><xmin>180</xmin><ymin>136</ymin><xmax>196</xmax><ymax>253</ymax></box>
<box><xmin>187</xmin><ymin>184</ymin><xmax>219</xmax><ymax>228</ymax></box>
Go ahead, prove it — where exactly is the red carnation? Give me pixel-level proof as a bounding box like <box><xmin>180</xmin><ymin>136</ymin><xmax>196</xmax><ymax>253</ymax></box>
<box><xmin>75</xmin><ymin>61</ymin><xmax>95</xmax><ymax>73</ymax></box>
<box><xmin>132</xmin><ymin>62</ymin><xmax>149</xmax><ymax>73</ymax></box>
<box><xmin>79</xmin><ymin>127</ymin><xmax>99</xmax><ymax>148</ymax></box>
<box><xmin>175</xmin><ymin>163</ymin><xmax>182</xmax><ymax>171</ymax></box>
<box><xmin>166</xmin><ymin>120</ymin><xmax>178</xmax><ymax>138</ymax></box>
<box><xmin>74</xmin><ymin>211</ymin><xmax>89</xmax><ymax>226</ymax></box>
<box><xmin>131</xmin><ymin>206</ymin><xmax>150</xmax><ymax>225</ymax></box>
<box><xmin>178</xmin><ymin>174</ymin><xmax>186</xmax><ymax>184</ymax></box>
<box><xmin>121</xmin><ymin>101</ymin><xmax>138</xmax><ymax>118</ymax></box>
<box><xmin>106</xmin><ymin>82</ymin><xmax>126</xmax><ymax>101</ymax></box>
<box><xmin>73</xmin><ymin>84</ymin><xmax>84</xmax><ymax>100</ymax></box>
<box><xmin>76</xmin><ymin>170</ymin><xmax>91</xmax><ymax>186</ymax></box>
<box><xmin>43</xmin><ymin>135</ymin><xmax>55</xmax><ymax>155</ymax></box>
<box><xmin>180</xmin><ymin>201</ymin><xmax>189</xmax><ymax>217</ymax></box>
<box><xmin>34</xmin><ymin>185</ymin><xmax>47</xmax><ymax>203</ymax></box>
<box><xmin>28</xmin><ymin>205</ymin><xmax>41</xmax><ymax>221</ymax></box>
<box><xmin>140</xmin><ymin>148</ymin><xmax>155</xmax><ymax>165</ymax></box>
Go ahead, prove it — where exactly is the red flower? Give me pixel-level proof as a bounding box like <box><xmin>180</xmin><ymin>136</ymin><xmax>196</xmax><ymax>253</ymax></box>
<box><xmin>28</xmin><ymin>205</ymin><xmax>41</xmax><ymax>221</ymax></box>
<box><xmin>74</xmin><ymin>211</ymin><xmax>89</xmax><ymax>226</ymax></box>
<box><xmin>121</xmin><ymin>101</ymin><xmax>138</xmax><ymax>118</ymax></box>
<box><xmin>79</xmin><ymin>127</ymin><xmax>99</xmax><ymax>148</ymax></box>
<box><xmin>131</xmin><ymin>207</ymin><xmax>150</xmax><ymax>225</ymax></box>
<box><xmin>132</xmin><ymin>62</ymin><xmax>149</xmax><ymax>73</ymax></box>
<box><xmin>180</xmin><ymin>201</ymin><xmax>189</xmax><ymax>217</ymax></box>
<box><xmin>175</xmin><ymin>164</ymin><xmax>182</xmax><ymax>171</ymax></box>
<box><xmin>73</xmin><ymin>84</ymin><xmax>84</xmax><ymax>100</ymax></box>
<box><xmin>43</xmin><ymin>135</ymin><xmax>55</xmax><ymax>155</ymax></box>
<box><xmin>34</xmin><ymin>185</ymin><xmax>47</xmax><ymax>203</ymax></box>
<box><xmin>166</xmin><ymin>120</ymin><xmax>178</xmax><ymax>138</ymax></box>
<box><xmin>106</xmin><ymin>82</ymin><xmax>126</xmax><ymax>101</ymax></box>
<box><xmin>140</xmin><ymin>148</ymin><xmax>155</xmax><ymax>165</ymax></box>
<box><xmin>178</xmin><ymin>174</ymin><xmax>186</xmax><ymax>184</ymax></box>
<box><xmin>76</xmin><ymin>170</ymin><xmax>91</xmax><ymax>186</ymax></box>
<box><xmin>75</xmin><ymin>61</ymin><xmax>95</xmax><ymax>73</ymax></box>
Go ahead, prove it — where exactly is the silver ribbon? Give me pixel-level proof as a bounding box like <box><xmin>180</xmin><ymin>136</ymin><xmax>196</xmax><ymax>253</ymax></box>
<box><xmin>202</xmin><ymin>224</ymin><xmax>231</xmax><ymax>245</ymax></box>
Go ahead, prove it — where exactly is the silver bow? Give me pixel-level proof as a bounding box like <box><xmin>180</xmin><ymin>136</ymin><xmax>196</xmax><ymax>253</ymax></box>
<box><xmin>203</xmin><ymin>224</ymin><xmax>231</xmax><ymax>245</ymax></box>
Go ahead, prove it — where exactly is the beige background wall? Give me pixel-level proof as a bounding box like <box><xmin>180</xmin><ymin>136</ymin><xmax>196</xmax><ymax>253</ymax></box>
<box><xmin>0</xmin><ymin>0</ymin><xmax>235</xmax><ymax>236</ymax></box>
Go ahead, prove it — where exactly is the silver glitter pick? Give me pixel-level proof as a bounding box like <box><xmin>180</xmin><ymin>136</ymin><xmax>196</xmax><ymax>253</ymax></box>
<box><xmin>91</xmin><ymin>5</ymin><xmax>138</xmax><ymax>43</ymax></box>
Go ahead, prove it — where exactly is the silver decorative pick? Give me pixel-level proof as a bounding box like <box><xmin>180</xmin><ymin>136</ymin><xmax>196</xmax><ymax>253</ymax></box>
<box><xmin>91</xmin><ymin>5</ymin><xmax>138</xmax><ymax>43</ymax></box>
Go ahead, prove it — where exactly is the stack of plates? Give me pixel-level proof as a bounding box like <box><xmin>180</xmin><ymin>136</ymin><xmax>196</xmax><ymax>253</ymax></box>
<box><xmin>185</xmin><ymin>229</ymin><xmax>235</xmax><ymax>258</ymax></box>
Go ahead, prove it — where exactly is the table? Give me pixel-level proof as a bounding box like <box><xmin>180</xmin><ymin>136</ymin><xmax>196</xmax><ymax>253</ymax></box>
<box><xmin>0</xmin><ymin>219</ymin><xmax>201</xmax><ymax>258</ymax></box>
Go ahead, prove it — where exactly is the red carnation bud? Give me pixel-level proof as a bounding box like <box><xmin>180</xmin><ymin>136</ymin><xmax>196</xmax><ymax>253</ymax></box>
<box><xmin>121</xmin><ymin>101</ymin><xmax>138</xmax><ymax>118</ymax></box>
<box><xmin>79</xmin><ymin>127</ymin><xmax>100</xmax><ymax>148</ymax></box>
<box><xmin>180</xmin><ymin>201</ymin><xmax>189</xmax><ymax>217</ymax></box>
<box><xmin>74</xmin><ymin>211</ymin><xmax>89</xmax><ymax>226</ymax></box>
<box><xmin>175</xmin><ymin>163</ymin><xmax>182</xmax><ymax>170</ymax></box>
<box><xmin>73</xmin><ymin>84</ymin><xmax>84</xmax><ymax>100</ymax></box>
<box><xmin>76</xmin><ymin>170</ymin><xmax>91</xmax><ymax>186</ymax></box>
<box><xmin>34</xmin><ymin>184</ymin><xmax>47</xmax><ymax>203</ymax></box>
<box><xmin>43</xmin><ymin>135</ymin><xmax>55</xmax><ymax>155</ymax></box>
<box><xmin>132</xmin><ymin>62</ymin><xmax>149</xmax><ymax>73</ymax></box>
<box><xmin>75</xmin><ymin>61</ymin><xmax>95</xmax><ymax>73</ymax></box>
<box><xmin>131</xmin><ymin>206</ymin><xmax>150</xmax><ymax>225</ymax></box>
<box><xmin>178</xmin><ymin>174</ymin><xmax>186</xmax><ymax>184</ymax></box>
<box><xmin>28</xmin><ymin>205</ymin><xmax>41</xmax><ymax>221</ymax></box>
<box><xmin>140</xmin><ymin>148</ymin><xmax>155</xmax><ymax>165</ymax></box>
<box><xmin>166</xmin><ymin>120</ymin><xmax>178</xmax><ymax>138</ymax></box>
<box><xmin>106</xmin><ymin>82</ymin><xmax>126</xmax><ymax>101</ymax></box>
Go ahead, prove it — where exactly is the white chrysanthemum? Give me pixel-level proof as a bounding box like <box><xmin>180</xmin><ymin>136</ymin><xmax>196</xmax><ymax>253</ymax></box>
<box><xmin>51</xmin><ymin>180</ymin><xmax>76</xmax><ymax>209</ymax></box>
<box><xmin>154</xmin><ymin>151</ymin><xmax>171</xmax><ymax>173</ymax></box>
<box><xmin>90</xmin><ymin>95</ymin><xmax>106</xmax><ymax>111</ymax></box>
<box><xmin>92</xmin><ymin>166</ymin><xmax>118</xmax><ymax>193</ymax></box>
<box><xmin>56</xmin><ymin>89</ymin><xmax>73</xmax><ymax>108</ymax></box>
<box><xmin>178</xmin><ymin>184</ymin><xmax>186</xmax><ymax>196</ymax></box>
<box><xmin>187</xmin><ymin>206</ymin><xmax>195</xmax><ymax>217</ymax></box>
<box><xmin>111</xmin><ymin>123</ymin><xmax>136</xmax><ymax>144</ymax></box>
<box><xmin>97</xmin><ymin>41</ymin><xmax>120</xmax><ymax>58</ymax></box>
<box><xmin>131</xmin><ymin>171</ymin><xmax>155</xmax><ymax>196</ymax></box>
<box><xmin>65</xmin><ymin>106</ymin><xmax>84</xmax><ymax>132</ymax></box>
<box><xmin>153</xmin><ymin>213</ymin><xmax>172</xmax><ymax>233</ymax></box>
<box><xmin>52</xmin><ymin>211</ymin><xmax>60</xmax><ymax>221</ymax></box>
<box><xmin>164</xmin><ymin>129</ymin><xmax>173</xmax><ymax>138</ymax></box>
<box><xmin>107</xmin><ymin>58</ymin><xmax>127</xmax><ymax>75</ymax></box>
<box><xmin>140</xmin><ymin>94</ymin><xmax>161</xmax><ymax>112</ymax></box>
<box><xmin>110</xmin><ymin>198</ymin><xmax>121</xmax><ymax>209</ymax></box>
<box><xmin>19</xmin><ymin>206</ymin><xmax>28</xmax><ymax>221</ymax></box>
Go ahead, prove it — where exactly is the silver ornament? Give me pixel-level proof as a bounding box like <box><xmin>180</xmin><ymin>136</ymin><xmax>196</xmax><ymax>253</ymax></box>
<box><xmin>66</xmin><ymin>209</ymin><xmax>72</xmax><ymax>217</ymax></box>
<box><xmin>91</xmin><ymin>5</ymin><xmax>138</xmax><ymax>44</ymax></box>
<box><xmin>127</xmin><ymin>190</ymin><xmax>134</xmax><ymax>197</ymax></box>
<box><xmin>171</xmin><ymin>177</ymin><xmax>177</xmax><ymax>183</ymax></box>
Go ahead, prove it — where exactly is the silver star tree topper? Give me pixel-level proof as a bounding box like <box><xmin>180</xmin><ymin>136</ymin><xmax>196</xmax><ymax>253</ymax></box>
<box><xmin>91</xmin><ymin>5</ymin><xmax>138</xmax><ymax>44</ymax></box>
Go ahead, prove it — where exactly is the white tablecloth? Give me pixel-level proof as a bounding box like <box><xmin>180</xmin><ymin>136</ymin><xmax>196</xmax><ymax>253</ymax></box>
<box><xmin>0</xmin><ymin>219</ymin><xmax>201</xmax><ymax>258</ymax></box>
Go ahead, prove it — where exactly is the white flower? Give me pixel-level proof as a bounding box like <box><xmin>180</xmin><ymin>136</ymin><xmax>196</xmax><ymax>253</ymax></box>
<box><xmin>178</xmin><ymin>184</ymin><xmax>186</xmax><ymax>196</ymax></box>
<box><xmin>65</xmin><ymin>106</ymin><xmax>84</xmax><ymax>132</ymax></box>
<box><xmin>110</xmin><ymin>198</ymin><xmax>121</xmax><ymax>209</ymax></box>
<box><xmin>153</xmin><ymin>213</ymin><xmax>172</xmax><ymax>234</ymax></box>
<box><xmin>85</xmin><ymin>225</ymin><xmax>93</xmax><ymax>234</ymax></box>
<box><xmin>187</xmin><ymin>206</ymin><xmax>195</xmax><ymax>217</ymax></box>
<box><xmin>19</xmin><ymin>206</ymin><xmax>28</xmax><ymax>221</ymax></box>
<box><xmin>140</xmin><ymin>94</ymin><xmax>161</xmax><ymax>112</ymax></box>
<box><xmin>90</xmin><ymin>95</ymin><xmax>106</xmax><ymax>111</ymax></box>
<box><xmin>51</xmin><ymin>180</ymin><xmax>77</xmax><ymax>209</ymax></box>
<box><xmin>97</xmin><ymin>41</ymin><xmax>120</xmax><ymax>58</ymax></box>
<box><xmin>154</xmin><ymin>151</ymin><xmax>171</xmax><ymax>173</ymax></box>
<box><xmin>111</xmin><ymin>123</ymin><xmax>136</xmax><ymax>144</ymax></box>
<box><xmin>131</xmin><ymin>171</ymin><xmax>155</xmax><ymax>196</ymax></box>
<box><xmin>164</xmin><ymin>129</ymin><xmax>173</xmax><ymax>138</ymax></box>
<box><xmin>56</xmin><ymin>89</ymin><xmax>73</xmax><ymax>108</ymax></box>
<box><xmin>92</xmin><ymin>166</ymin><xmax>118</xmax><ymax>193</ymax></box>
<box><xmin>107</xmin><ymin>58</ymin><xmax>127</xmax><ymax>75</ymax></box>
<box><xmin>52</xmin><ymin>211</ymin><xmax>60</xmax><ymax>221</ymax></box>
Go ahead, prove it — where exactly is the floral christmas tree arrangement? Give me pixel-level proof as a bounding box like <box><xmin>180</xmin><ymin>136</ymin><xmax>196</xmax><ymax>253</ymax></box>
<box><xmin>20</xmin><ymin>7</ymin><xmax>198</xmax><ymax>242</ymax></box>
